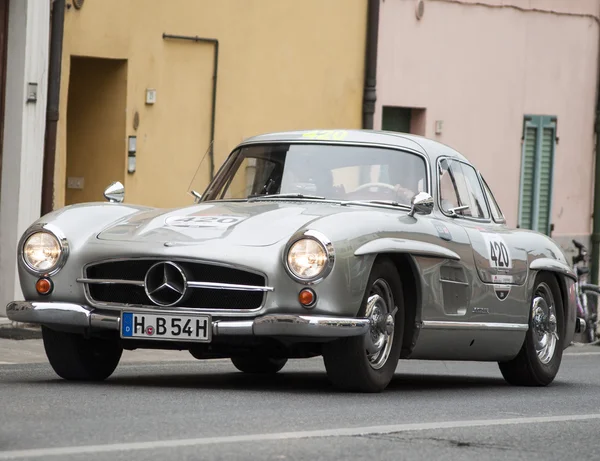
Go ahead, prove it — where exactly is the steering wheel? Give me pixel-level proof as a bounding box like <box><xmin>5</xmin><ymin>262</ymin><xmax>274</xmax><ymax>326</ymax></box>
<box><xmin>352</xmin><ymin>182</ymin><xmax>397</xmax><ymax>193</ymax></box>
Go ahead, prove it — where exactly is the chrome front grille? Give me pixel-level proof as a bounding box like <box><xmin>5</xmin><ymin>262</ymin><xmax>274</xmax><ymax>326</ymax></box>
<box><xmin>79</xmin><ymin>259</ymin><xmax>271</xmax><ymax>310</ymax></box>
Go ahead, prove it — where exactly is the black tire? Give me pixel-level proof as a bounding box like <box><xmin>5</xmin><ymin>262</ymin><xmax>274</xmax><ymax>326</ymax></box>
<box><xmin>322</xmin><ymin>257</ymin><xmax>404</xmax><ymax>393</ymax></box>
<box><xmin>230</xmin><ymin>356</ymin><xmax>288</xmax><ymax>374</ymax></box>
<box><xmin>42</xmin><ymin>326</ymin><xmax>123</xmax><ymax>381</ymax></box>
<box><xmin>498</xmin><ymin>272</ymin><xmax>564</xmax><ymax>386</ymax></box>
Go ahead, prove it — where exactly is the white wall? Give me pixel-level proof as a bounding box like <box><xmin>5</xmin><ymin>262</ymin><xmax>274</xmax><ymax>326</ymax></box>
<box><xmin>0</xmin><ymin>0</ymin><xmax>50</xmax><ymax>317</ymax></box>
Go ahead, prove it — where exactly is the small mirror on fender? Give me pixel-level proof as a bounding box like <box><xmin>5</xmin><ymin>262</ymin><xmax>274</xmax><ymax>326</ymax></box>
<box><xmin>408</xmin><ymin>192</ymin><xmax>434</xmax><ymax>217</ymax></box>
<box><xmin>190</xmin><ymin>190</ymin><xmax>202</xmax><ymax>204</ymax></box>
<box><xmin>104</xmin><ymin>181</ymin><xmax>125</xmax><ymax>203</ymax></box>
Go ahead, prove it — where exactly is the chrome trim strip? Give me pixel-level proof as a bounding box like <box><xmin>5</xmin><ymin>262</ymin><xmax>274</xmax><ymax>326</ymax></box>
<box><xmin>187</xmin><ymin>281</ymin><xmax>274</xmax><ymax>292</ymax></box>
<box><xmin>439</xmin><ymin>279</ymin><xmax>469</xmax><ymax>286</ymax></box>
<box><xmin>77</xmin><ymin>277</ymin><xmax>273</xmax><ymax>292</ymax></box>
<box><xmin>6</xmin><ymin>301</ymin><xmax>369</xmax><ymax>338</ymax></box>
<box><xmin>77</xmin><ymin>278</ymin><xmax>145</xmax><ymax>286</ymax></box>
<box><xmin>213</xmin><ymin>320</ymin><xmax>254</xmax><ymax>336</ymax></box>
<box><xmin>421</xmin><ymin>320</ymin><xmax>528</xmax><ymax>331</ymax></box>
<box><xmin>253</xmin><ymin>314</ymin><xmax>369</xmax><ymax>337</ymax></box>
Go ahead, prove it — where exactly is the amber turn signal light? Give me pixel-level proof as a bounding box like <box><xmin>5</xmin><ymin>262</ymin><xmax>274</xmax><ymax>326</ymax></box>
<box><xmin>35</xmin><ymin>278</ymin><xmax>53</xmax><ymax>295</ymax></box>
<box><xmin>298</xmin><ymin>288</ymin><xmax>316</xmax><ymax>307</ymax></box>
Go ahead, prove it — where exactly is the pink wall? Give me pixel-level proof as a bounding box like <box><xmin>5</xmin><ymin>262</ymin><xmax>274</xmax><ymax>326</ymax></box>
<box><xmin>375</xmin><ymin>0</ymin><xmax>600</xmax><ymax>239</ymax></box>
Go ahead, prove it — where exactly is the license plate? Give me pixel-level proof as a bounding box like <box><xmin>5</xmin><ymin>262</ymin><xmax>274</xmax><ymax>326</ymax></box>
<box><xmin>120</xmin><ymin>312</ymin><xmax>211</xmax><ymax>342</ymax></box>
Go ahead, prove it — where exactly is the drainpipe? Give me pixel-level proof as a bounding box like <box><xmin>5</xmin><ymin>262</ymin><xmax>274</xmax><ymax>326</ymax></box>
<box><xmin>592</xmin><ymin>40</ymin><xmax>600</xmax><ymax>284</ymax></box>
<box><xmin>162</xmin><ymin>33</ymin><xmax>219</xmax><ymax>180</ymax></box>
<box><xmin>41</xmin><ymin>0</ymin><xmax>65</xmax><ymax>215</ymax></box>
<box><xmin>362</xmin><ymin>0</ymin><xmax>380</xmax><ymax>129</ymax></box>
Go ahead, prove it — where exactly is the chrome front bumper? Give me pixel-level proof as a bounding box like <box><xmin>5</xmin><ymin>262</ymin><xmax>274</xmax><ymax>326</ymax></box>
<box><xmin>6</xmin><ymin>301</ymin><xmax>369</xmax><ymax>338</ymax></box>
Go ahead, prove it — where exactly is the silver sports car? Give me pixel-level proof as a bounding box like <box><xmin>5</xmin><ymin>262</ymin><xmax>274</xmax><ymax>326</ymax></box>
<box><xmin>7</xmin><ymin>129</ymin><xmax>581</xmax><ymax>392</ymax></box>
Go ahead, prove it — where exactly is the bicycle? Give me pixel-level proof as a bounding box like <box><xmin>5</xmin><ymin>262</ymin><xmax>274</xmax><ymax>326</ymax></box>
<box><xmin>572</xmin><ymin>239</ymin><xmax>600</xmax><ymax>343</ymax></box>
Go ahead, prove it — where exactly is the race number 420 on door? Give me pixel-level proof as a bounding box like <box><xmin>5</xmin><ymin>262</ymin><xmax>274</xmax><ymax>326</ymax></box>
<box><xmin>484</xmin><ymin>234</ymin><xmax>512</xmax><ymax>269</ymax></box>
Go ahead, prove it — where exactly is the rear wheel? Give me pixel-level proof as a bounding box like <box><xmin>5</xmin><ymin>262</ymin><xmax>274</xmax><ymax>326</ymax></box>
<box><xmin>230</xmin><ymin>356</ymin><xmax>288</xmax><ymax>374</ymax></box>
<box><xmin>42</xmin><ymin>326</ymin><xmax>123</xmax><ymax>381</ymax></box>
<box><xmin>322</xmin><ymin>258</ymin><xmax>404</xmax><ymax>393</ymax></box>
<box><xmin>498</xmin><ymin>273</ymin><xmax>564</xmax><ymax>386</ymax></box>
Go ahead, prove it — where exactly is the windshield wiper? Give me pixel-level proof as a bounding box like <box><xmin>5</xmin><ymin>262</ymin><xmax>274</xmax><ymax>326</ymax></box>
<box><xmin>343</xmin><ymin>199</ymin><xmax>411</xmax><ymax>209</ymax></box>
<box><xmin>248</xmin><ymin>193</ymin><xmax>326</xmax><ymax>201</ymax></box>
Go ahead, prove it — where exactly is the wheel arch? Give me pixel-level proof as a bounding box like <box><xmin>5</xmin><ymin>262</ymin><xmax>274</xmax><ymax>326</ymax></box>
<box><xmin>369</xmin><ymin>252</ymin><xmax>422</xmax><ymax>359</ymax></box>
<box><xmin>531</xmin><ymin>269</ymin><xmax>575</xmax><ymax>348</ymax></box>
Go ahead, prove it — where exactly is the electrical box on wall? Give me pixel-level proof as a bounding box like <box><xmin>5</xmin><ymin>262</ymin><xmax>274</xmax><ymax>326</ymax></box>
<box><xmin>67</xmin><ymin>177</ymin><xmax>84</xmax><ymax>189</ymax></box>
<box><xmin>435</xmin><ymin>120</ymin><xmax>443</xmax><ymax>135</ymax></box>
<box><xmin>145</xmin><ymin>89</ymin><xmax>156</xmax><ymax>105</ymax></box>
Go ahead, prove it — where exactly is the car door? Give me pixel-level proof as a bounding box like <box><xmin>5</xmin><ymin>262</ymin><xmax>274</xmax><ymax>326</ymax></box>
<box><xmin>437</xmin><ymin>158</ymin><xmax>528</xmax><ymax>327</ymax></box>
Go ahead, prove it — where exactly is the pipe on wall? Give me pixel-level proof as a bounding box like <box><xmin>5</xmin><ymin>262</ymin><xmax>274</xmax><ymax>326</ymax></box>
<box><xmin>41</xmin><ymin>0</ymin><xmax>65</xmax><ymax>215</ymax></box>
<box><xmin>362</xmin><ymin>0</ymin><xmax>380</xmax><ymax>130</ymax></box>
<box><xmin>162</xmin><ymin>33</ymin><xmax>219</xmax><ymax>180</ymax></box>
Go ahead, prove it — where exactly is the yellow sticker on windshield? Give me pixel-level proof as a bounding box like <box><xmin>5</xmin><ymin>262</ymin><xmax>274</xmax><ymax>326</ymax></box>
<box><xmin>302</xmin><ymin>130</ymin><xmax>348</xmax><ymax>141</ymax></box>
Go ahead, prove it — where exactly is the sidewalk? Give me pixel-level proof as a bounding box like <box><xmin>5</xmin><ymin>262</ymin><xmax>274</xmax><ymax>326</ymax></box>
<box><xmin>0</xmin><ymin>316</ymin><xmax>42</xmax><ymax>340</ymax></box>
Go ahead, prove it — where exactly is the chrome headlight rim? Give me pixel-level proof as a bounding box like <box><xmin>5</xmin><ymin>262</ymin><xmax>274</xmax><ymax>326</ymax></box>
<box><xmin>284</xmin><ymin>230</ymin><xmax>335</xmax><ymax>284</ymax></box>
<box><xmin>19</xmin><ymin>223</ymin><xmax>69</xmax><ymax>276</ymax></box>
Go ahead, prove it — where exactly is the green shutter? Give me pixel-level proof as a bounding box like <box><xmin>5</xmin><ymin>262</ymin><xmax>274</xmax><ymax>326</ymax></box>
<box><xmin>536</xmin><ymin>126</ymin><xmax>555</xmax><ymax>234</ymax></box>
<box><xmin>518</xmin><ymin>115</ymin><xmax>556</xmax><ymax>235</ymax></box>
<box><xmin>519</xmin><ymin>125</ymin><xmax>537</xmax><ymax>229</ymax></box>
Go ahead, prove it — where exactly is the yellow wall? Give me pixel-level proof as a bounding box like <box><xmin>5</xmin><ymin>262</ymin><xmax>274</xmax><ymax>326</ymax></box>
<box><xmin>55</xmin><ymin>0</ymin><xmax>368</xmax><ymax>209</ymax></box>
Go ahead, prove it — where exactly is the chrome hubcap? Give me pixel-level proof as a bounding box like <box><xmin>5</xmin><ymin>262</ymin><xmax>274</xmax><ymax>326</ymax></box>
<box><xmin>531</xmin><ymin>282</ymin><xmax>558</xmax><ymax>365</ymax></box>
<box><xmin>364</xmin><ymin>278</ymin><xmax>397</xmax><ymax>370</ymax></box>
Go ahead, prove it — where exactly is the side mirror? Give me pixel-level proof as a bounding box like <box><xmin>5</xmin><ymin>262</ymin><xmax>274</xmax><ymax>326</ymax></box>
<box><xmin>189</xmin><ymin>190</ymin><xmax>202</xmax><ymax>204</ymax></box>
<box><xmin>408</xmin><ymin>192</ymin><xmax>434</xmax><ymax>217</ymax></box>
<box><xmin>104</xmin><ymin>181</ymin><xmax>125</xmax><ymax>203</ymax></box>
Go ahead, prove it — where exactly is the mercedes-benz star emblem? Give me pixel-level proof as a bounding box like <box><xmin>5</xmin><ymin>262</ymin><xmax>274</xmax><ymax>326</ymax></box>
<box><xmin>144</xmin><ymin>261</ymin><xmax>187</xmax><ymax>306</ymax></box>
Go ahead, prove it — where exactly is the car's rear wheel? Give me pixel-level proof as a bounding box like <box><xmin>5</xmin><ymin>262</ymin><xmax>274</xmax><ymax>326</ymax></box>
<box><xmin>322</xmin><ymin>258</ymin><xmax>404</xmax><ymax>393</ymax></box>
<box><xmin>230</xmin><ymin>356</ymin><xmax>288</xmax><ymax>374</ymax></box>
<box><xmin>498</xmin><ymin>272</ymin><xmax>564</xmax><ymax>386</ymax></box>
<box><xmin>42</xmin><ymin>326</ymin><xmax>123</xmax><ymax>381</ymax></box>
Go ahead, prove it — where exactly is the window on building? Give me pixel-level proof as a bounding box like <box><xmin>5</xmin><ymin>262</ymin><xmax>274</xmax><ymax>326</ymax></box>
<box><xmin>518</xmin><ymin>115</ymin><xmax>557</xmax><ymax>235</ymax></box>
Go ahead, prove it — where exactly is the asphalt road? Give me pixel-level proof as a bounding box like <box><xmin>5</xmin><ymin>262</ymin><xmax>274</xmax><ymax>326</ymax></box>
<box><xmin>1</xmin><ymin>341</ymin><xmax>600</xmax><ymax>461</ymax></box>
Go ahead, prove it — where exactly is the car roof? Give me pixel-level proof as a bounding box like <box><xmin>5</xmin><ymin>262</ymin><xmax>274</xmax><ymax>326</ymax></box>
<box><xmin>238</xmin><ymin>129</ymin><xmax>471</xmax><ymax>165</ymax></box>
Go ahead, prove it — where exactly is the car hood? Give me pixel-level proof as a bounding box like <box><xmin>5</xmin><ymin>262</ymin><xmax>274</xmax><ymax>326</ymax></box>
<box><xmin>96</xmin><ymin>200</ymin><xmax>352</xmax><ymax>247</ymax></box>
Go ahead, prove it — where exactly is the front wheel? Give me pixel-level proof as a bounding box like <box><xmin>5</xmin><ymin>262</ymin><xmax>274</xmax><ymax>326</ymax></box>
<box><xmin>42</xmin><ymin>326</ymin><xmax>123</xmax><ymax>381</ymax></box>
<box><xmin>230</xmin><ymin>356</ymin><xmax>288</xmax><ymax>374</ymax></box>
<box><xmin>498</xmin><ymin>273</ymin><xmax>564</xmax><ymax>386</ymax></box>
<box><xmin>322</xmin><ymin>258</ymin><xmax>404</xmax><ymax>393</ymax></box>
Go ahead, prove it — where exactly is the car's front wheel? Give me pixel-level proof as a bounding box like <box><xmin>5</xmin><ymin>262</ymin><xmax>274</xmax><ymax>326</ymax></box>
<box><xmin>230</xmin><ymin>356</ymin><xmax>288</xmax><ymax>374</ymax></box>
<box><xmin>498</xmin><ymin>272</ymin><xmax>564</xmax><ymax>386</ymax></box>
<box><xmin>42</xmin><ymin>326</ymin><xmax>123</xmax><ymax>381</ymax></box>
<box><xmin>322</xmin><ymin>258</ymin><xmax>404</xmax><ymax>393</ymax></box>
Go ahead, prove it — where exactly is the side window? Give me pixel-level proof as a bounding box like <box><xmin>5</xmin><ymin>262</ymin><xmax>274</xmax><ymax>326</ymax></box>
<box><xmin>481</xmin><ymin>177</ymin><xmax>505</xmax><ymax>223</ymax></box>
<box><xmin>439</xmin><ymin>159</ymin><xmax>460</xmax><ymax>211</ymax></box>
<box><xmin>438</xmin><ymin>159</ymin><xmax>490</xmax><ymax>219</ymax></box>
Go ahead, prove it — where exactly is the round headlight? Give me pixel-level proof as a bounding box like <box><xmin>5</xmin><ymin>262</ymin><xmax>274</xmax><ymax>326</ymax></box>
<box><xmin>287</xmin><ymin>238</ymin><xmax>329</xmax><ymax>280</ymax></box>
<box><xmin>22</xmin><ymin>232</ymin><xmax>62</xmax><ymax>272</ymax></box>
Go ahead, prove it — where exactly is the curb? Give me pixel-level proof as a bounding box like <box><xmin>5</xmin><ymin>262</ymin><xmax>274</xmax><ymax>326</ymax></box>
<box><xmin>0</xmin><ymin>318</ymin><xmax>42</xmax><ymax>340</ymax></box>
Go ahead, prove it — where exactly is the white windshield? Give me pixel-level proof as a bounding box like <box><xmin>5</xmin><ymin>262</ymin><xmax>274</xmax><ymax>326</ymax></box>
<box><xmin>203</xmin><ymin>143</ymin><xmax>428</xmax><ymax>205</ymax></box>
